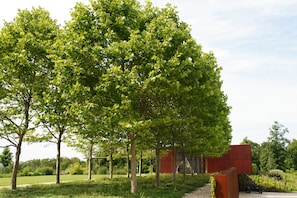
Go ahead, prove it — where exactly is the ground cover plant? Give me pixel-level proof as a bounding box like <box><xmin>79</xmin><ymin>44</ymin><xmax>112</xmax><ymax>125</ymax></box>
<box><xmin>0</xmin><ymin>174</ymin><xmax>209</xmax><ymax>198</ymax></box>
<box><xmin>239</xmin><ymin>170</ymin><xmax>297</xmax><ymax>192</ymax></box>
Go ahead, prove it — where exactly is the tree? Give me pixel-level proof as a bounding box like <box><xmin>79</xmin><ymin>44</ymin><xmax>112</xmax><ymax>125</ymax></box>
<box><xmin>0</xmin><ymin>7</ymin><xmax>58</xmax><ymax>189</ymax></box>
<box><xmin>0</xmin><ymin>147</ymin><xmax>13</xmax><ymax>167</ymax></box>
<box><xmin>259</xmin><ymin>121</ymin><xmax>289</xmax><ymax>171</ymax></box>
<box><xmin>267</xmin><ymin>121</ymin><xmax>289</xmax><ymax>170</ymax></box>
<box><xmin>286</xmin><ymin>139</ymin><xmax>297</xmax><ymax>170</ymax></box>
<box><xmin>62</xmin><ymin>0</ymin><xmax>231</xmax><ymax>193</ymax></box>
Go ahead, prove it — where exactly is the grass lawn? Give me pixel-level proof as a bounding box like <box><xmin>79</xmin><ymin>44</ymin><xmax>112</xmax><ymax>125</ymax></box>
<box><xmin>0</xmin><ymin>174</ymin><xmax>90</xmax><ymax>187</ymax></box>
<box><xmin>0</xmin><ymin>174</ymin><xmax>210</xmax><ymax>198</ymax></box>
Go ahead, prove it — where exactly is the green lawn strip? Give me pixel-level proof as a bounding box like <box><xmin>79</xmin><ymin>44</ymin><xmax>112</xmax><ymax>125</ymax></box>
<box><xmin>0</xmin><ymin>174</ymin><xmax>209</xmax><ymax>198</ymax></box>
<box><xmin>0</xmin><ymin>174</ymin><xmax>105</xmax><ymax>187</ymax></box>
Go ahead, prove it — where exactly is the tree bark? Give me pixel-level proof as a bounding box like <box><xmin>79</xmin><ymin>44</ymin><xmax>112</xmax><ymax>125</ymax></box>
<box><xmin>139</xmin><ymin>150</ymin><xmax>142</xmax><ymax>176</ymax></box>
<box><xmin>126</xmin><ymin>144</ymin><xmax>130</xmax><ymax>178</ymax></box>
<box><xmin>130</xmin><ymin>133</ymin><xmax>137</xmax><ymax>194</ymax></box>
<box><xmin>88</xmin><ymin>144</ymin><xmax>93</xmax><ymax>181</ymax></box>
<box><xmin>56</xmin><ymin>131</ymin><xmax>63</xmax><ymax>184</ymax></box>
<box><xmin>11</xmin><ymin>135</ymin><xmax>23</xmax><ymax>189</ymax></box>
<box><xmin>109</xmin><ymin>147</ymin><xmax>113</xmax><ymax>180</ymax></box>
<box><xmin>171</xmin><ymin>146</ymin><xmax>176</xmax><ymax>184</ymax></box>
<box><xmin>155</xmin><ymin>133</ymin><xmax>161</xmax><ymax>187</ymax></box>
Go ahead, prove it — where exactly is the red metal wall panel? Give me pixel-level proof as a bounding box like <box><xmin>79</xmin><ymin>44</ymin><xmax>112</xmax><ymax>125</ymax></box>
<box><xmin>160</xmin><ymin>150</ymin><xmax>176</xmax><ymax>173</ymax></box>
<box><xmin>215</xmin><ymin>167</ymin><xmax>239</xmax><ymax>198</ymax></box>
<box><xmin>206</xmin><ymin>145</ymin><xmax>252</xmax><ymax>174</ymax></box>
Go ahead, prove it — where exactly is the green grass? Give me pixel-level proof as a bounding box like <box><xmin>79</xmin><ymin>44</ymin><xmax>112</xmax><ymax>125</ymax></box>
<box><xmin>0</xmin><ymin>174</ymin><xmax>210</xmax><ymax>198</ymax></box>
<box><xmin>0</xmin><ymin>174</ymin><xmax>91</xmax><ymax>186</ymax></box>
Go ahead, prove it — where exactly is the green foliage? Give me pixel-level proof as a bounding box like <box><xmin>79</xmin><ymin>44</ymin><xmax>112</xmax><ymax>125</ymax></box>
<box><xmin>252</xmin><ymin>163</ymin><xmax>259</xmax><ymax>175</ymax></box>
<box><xmin>210</xmin><ymin>175</ymin><xmax>216</xmax><ymax>198</ymax></box>
<box><xmin>36</xmin><ymin>167</ymin><xmax>54</xmax><ymax>175</ymax></box>
<box><xmin>286</xmin><ymin>139</ymin><xmax>297</xmax><ymax>169</ymax></box>
<box><xmin>250</xmin><ymin>174</ymin><xmax>296</xmax><ymax>192</ymax></box>
<box><xmin>268</xmin><ymin>169</ymin><xmax>283</xmax><ymax>181</ymax></box>
<box><xmin>0</xmin><ymin>147</ymin><xmax>13</xmax><ymax>167</ymax></box>
<box><xmin>68</xmin><ymin>163</ymin><xmax>84</xmax><ymax>175</ymax></box>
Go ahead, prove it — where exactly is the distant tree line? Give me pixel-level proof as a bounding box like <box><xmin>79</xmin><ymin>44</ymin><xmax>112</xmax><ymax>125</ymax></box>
<box><xmin>241</xmin><ymin>121</ymin><xmax>297</xmax><ymax>173</ymax></box>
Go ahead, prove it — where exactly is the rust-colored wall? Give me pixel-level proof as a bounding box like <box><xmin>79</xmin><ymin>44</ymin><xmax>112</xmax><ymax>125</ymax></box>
<box><xmin>160</xmin><ymin>150</ymin><xmax>176</xmax><ymax>173</ymax></box>
<box><xmin>207</xmin><ymin>145</ymin><xmax>252</xmax><ymax>174</ymax></box>
<box><xmin>215</xmin><ymin>167</ymin><xmax>239</xmax><ymax>198</ymax></box>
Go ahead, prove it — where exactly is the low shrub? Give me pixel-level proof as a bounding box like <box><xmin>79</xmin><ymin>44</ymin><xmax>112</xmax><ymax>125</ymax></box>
<box><xmin>36</xmin><ymin>167</ymin><xmax>54</xmax><ymax>175</ymax></box>
<box><xmin>268</xmin><ymin>169</ymin><xmax>283</xmax><ymax>181</ymax></box>
<box><xmin>68</xmin><ymin>163</ymin><xmax>84</xmax><ymax>175</ymax></box>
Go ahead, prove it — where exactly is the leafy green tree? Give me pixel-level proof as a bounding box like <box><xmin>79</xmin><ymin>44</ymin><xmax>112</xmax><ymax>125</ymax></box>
<box><xmin>260</xmin><ymin>141</ymin><xmax>276</xmax><ymax>171</ymax></box>
<box><xmin>0</xmin><ymin>147</ymin><xmax>13</xmax><ymax>167</ymax></box>
<box><xmin>260</xmin><ymin>121</ymin><xmax>289</xmax><ymax>171</ymax></box>
<box><xmin>267</xmin><ymin>121</ymin><xmax>289</xmax><ymax>170</ymax></box>
<box><xmin>61</xmin><ymin>0</ymin><xmax>231</xmax><ymax>193</ymax></box>
<box><xmin>0</xmin><ymin>7</ymin><xmax>58</xmax><ymax>189</ymax></box>
<box><xmin>286</xmin><ymin>139</ymin><xmax>297</xmax><ymax>170</ymax></box>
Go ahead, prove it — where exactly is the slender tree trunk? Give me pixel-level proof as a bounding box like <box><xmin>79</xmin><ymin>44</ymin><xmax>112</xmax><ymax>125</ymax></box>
<box><xmin>130</xmin><ymin>133</ymin><xmax>137</xmax><ymax>194</ymax></box>
<box><xmin>11</xmin><ymin>99</ymin><xmax>31</xmax><ymax>189</ymax></box>
<box><xmin>155</xmin><ymin>133</ymin><xmax>161</xmax><ymax>187</ymax></box>
<box><xmin>183</xmin><ymin>154</ymin><xmax>186</xmax><ymax>180</ymax></box>
<box><xmin>126</xmin><ymin>144</ymin><xmax>130</xmax><ymax>178</ymax></box>
<box><xmin>109</xmin><ymin>147</ymin><xmax>113</xmax><ymax>180</ymax></box>
<box><xmin>150</xmin><ymin>150</ymin><xmax>153</xmax><ymax>175</ymax></box>
<box><xmin>139</xmin><ymin>150</ymin><xmax>142</xmax><ymax>176</ymax></box>
<box><xmin>56</xmin><ymin>131</ymin><xmax>63</xmax><ymax>184</ymax></box>
<box><xmin>171</xmin><ymin>136</ymin><xmax>176</xmax><ymax>184</ymax></box>
<box><xmin>171</xmin><ymin>146</ymin><xmax>176</xmax><ymax>184</ymax></box>
<box><xmin>205</xmin><ymin>157</ymin><xmax>208</xmax><ymax>173</ymax></box>
<box><xmin>200</xmin><ymin>155</ymin><xmax>204</xmax><ymax>174</ymax></box>
<box><xmin>11</xmin><ymin>135</ymin><xmax>24</xmax><ymax>189</ymax></box>
<box><xmin>88</xmin><ymin>144</ymin><xmax>93</xmax><ymax>181</ymax></box>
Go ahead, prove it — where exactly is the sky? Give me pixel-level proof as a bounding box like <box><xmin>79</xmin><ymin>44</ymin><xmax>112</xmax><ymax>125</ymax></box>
<box><xmin>1</xmin><ymin>0</ymin><xmax>297</xmax><ymax>161</ymax></box>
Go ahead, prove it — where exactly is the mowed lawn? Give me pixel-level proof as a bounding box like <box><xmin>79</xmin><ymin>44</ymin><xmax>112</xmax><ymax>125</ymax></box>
<box><xmin>0</xmin><ymin>174</ymin><xmax>97</xmax><ymax>187</ymax></box>
<box><xmin>0</xmin><ymin>174</ymin><xmax>210</xmax><ymax>198</ymax></box>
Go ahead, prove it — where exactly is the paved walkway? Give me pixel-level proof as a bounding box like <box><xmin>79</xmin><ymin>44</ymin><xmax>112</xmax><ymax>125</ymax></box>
<box><xmin>240</xmin><ymin>192</ymin><xmax>297</xmax><ymax>197</ymax></box>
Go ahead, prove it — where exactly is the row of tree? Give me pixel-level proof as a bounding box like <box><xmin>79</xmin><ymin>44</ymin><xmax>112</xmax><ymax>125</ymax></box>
<box><xmin>242</xmin><ymin>121</ymin><xmax>297</xmax><ymax>173</ymax></box>
<box><xmin>0</xmin><ymin>0</ymin><xmax>232</xmax><ymax>193</ymax></box>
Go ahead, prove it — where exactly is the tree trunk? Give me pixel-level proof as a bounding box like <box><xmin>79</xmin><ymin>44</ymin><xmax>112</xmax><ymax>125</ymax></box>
<box><xmin>130</xmin><ymin>133</ymin><xmax>137</xmax><ymax>194</ymax></box>
<box><xmin>149</xmin><ymin>150</ymin><xmax>153</xmax><ymax>175</ymax></box>
<box><xmin>11</xmin><ymin>135</ymin><xmax>24</xmax><ymax>189</ymax></box>
<box><xmin>183</xmin><ymin>154</ymin><xmax>186</xmax><ymax>180</ymax></box>
<box><xmin>56</xmin><ymin>132</ymin><xmax>63</xmax><ymax>184</ymax></box>
<box><xmin>205</xmin><ymin>157</ymin><xmax>208</xmax><ymax>173</ymax></box>
<box><xmin>155</xmin><ymin>133</ymin><xmax>161</xmax><ymax>187</ymax></box>
<box><xmin>139</xmin><ymin>150</ymin><xmax>142</xmax><ymax>176</ymax></box>
<box><xmin>109</xmin><ymin>147</ymin><xmax>113</xmax><ymax>180</ymax></box>
<box><xmin>126</xmin><ymin>144</ymin><xmax>130</xmax><ymax>178</ymax></box>
<box><xmin>88</xmin><ymin>144</ymin><xmax>93</xmax><ymax>181</ymax></box>
<box><xmin>171</xmin><ymin>146</ymin><xmax>176</xmax><ymax>184</ymax></box>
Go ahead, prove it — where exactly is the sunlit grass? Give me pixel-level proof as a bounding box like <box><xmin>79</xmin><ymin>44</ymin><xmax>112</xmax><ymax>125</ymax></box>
<box><xmin>0</xmin><ymin>174</ymin><xmax>209</xmax><ymax>198</ymax></box>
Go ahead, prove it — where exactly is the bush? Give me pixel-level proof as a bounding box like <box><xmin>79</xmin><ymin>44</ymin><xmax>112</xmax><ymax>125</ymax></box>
<box><xmin>36</xmin><ymin>167</ymin><xmax>54</xmax><ymax>175</ymax></box>
<box><xmin>268</xmin><ymin>169</ymin><xmax>283</xmax><ymax>181</ymax></box>
<box><xmin>98</xmin><ymin>167</ymin><xmax>108</xmax><ymax>174</ymax></box>
<box><xmin>20</xmin><ymin>167</ymin><xmax>32</xmax><ymax>176</ymax></box>
<box><xmin>252</xmin><ymin>163</ymin><xmax>259</xmax><ymax>175</ymax></box>
<box><xmin>114</xmin><ymin>167</ymin><xmax>126</xmax><ymax>175</ymax></box>
<box><xmin>68</xmin><ymin>163</ymin><xmax>84</xmax><ymax>175</ymax></box>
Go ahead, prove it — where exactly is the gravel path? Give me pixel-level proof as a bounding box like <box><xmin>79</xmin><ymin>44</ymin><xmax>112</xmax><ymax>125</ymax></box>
<box><xmin>183</xmin><ymin>183</ymin><xmax>211</xmax><ymax>198</ymax></box>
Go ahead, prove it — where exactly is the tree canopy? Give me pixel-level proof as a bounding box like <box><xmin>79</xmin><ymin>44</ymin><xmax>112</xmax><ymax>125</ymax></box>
<box><xmin>0</xmin><ymin>0</ymin><xmax>232</xmax><ymax>192</ymax></box>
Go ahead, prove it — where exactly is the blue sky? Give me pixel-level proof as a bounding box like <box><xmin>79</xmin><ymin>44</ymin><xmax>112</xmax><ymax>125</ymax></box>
<box><xmin>1</xmin><ymin>0</ymin><xmax>297</xmax><ymax>161</ymax></box>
